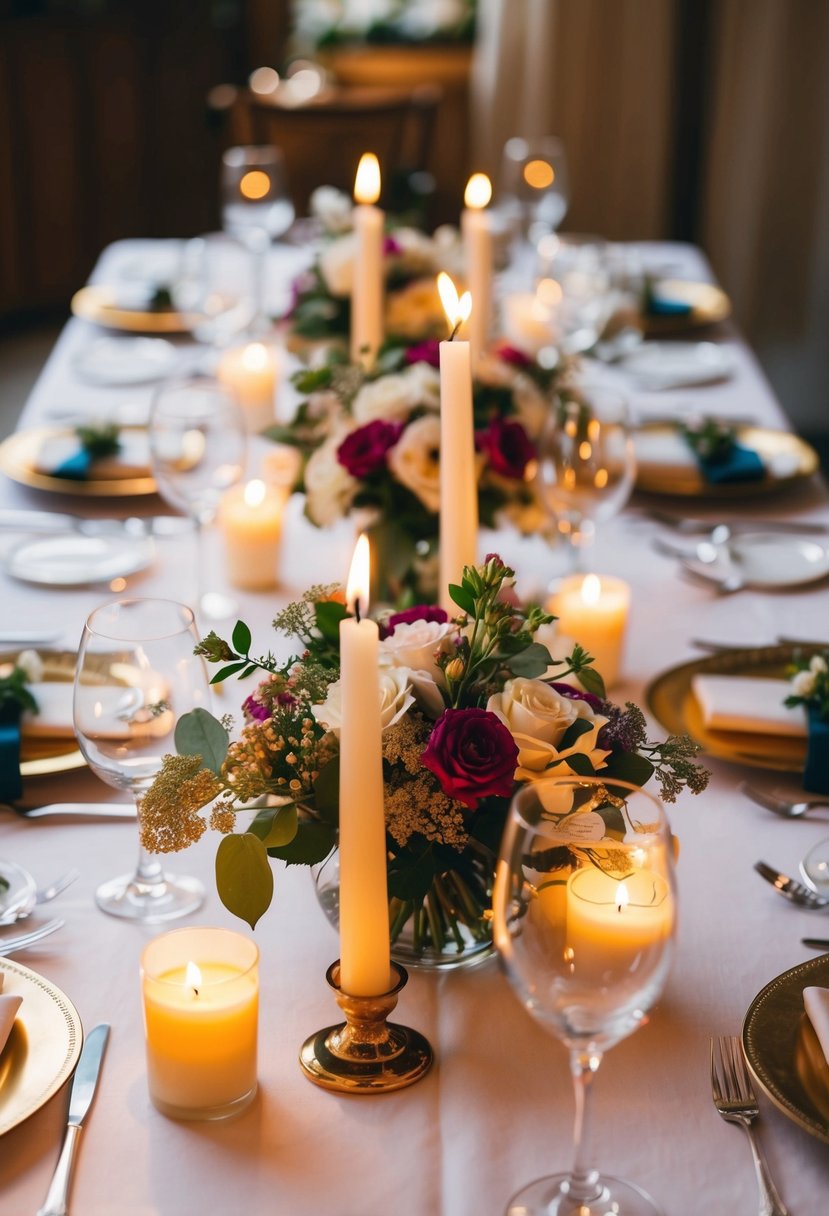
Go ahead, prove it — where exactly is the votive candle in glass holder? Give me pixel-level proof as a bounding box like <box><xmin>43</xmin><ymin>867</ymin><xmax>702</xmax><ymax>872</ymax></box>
<box><xmin>140</xmin><ymin>926</ymin><xmax>259</xmax><ymax>1121</ymax></box>
<box><xmin>548</xmin><ymin>573</ymin><xmax>630</xmax><ymax>689</ymax></box>
<box><xmin>218</xmin><ymin>477</ymin><xmax>286</xmax><ymax>590</ymax></box>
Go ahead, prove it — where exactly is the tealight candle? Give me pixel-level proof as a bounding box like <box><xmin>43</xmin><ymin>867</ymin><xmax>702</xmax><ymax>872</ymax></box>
<box><xmin>141</xmin><ymin>926</ymin><xmax>259</xmax><ymax>1120</ymax></box>
<box><xmin>351</xmin><ymin>152</ymin><xmax>384</xmax><ymax>367</ymax></box>
<box><xmin>461</xmin><ymin>173</ymin><xmax>493</xmax><ymax>364</ymax></box>
<box><xmin>565</xmin><ymin>866</ymin><xmax>674</xmax><ymax>979</ymax></box>
<box><xmin>548</xmin><ymin>573</ymin><xmax>630</xmax><ymax>689</ymax></box>
<box><xmin>218</xmin><ymin>478</ymin><xmax>285</xmax><ymax>589</ymax></box>
<box><xmin>217</xmin><ymin>342</ymin><xmax>278</xmax><ymax>433</ymax></box>
<box><xmin>501</xmin><ymin>280</ymin><xmax>562</xmax><ymax>357</ymax></box>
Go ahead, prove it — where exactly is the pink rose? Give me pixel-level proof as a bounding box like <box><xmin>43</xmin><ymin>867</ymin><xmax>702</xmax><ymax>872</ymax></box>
<box><xmin>421</xmin><ymin>708</ymin><xmax>518</xmax><ymax>809</ymax></box>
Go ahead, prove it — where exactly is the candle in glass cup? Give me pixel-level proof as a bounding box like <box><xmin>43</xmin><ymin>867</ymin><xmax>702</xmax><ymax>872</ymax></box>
<box><xmin>141</xmin><ymin>926</ymin><xmax>259</xmax><ymax>1120</ymax></box>
<box><xmin>217</xmin><ymin>342</ymin><xmax>278</xmax><ymax>433</ymax></box>
<box><xmin>350</xmin><ymin>152</ymin><xmax>384</xmax><ymax>368</ymax></box>
<box><xmin>437</xmin><ymin>272</ymin><xmax>477</xmax><ymax>615</ymax></box>
<box><xmin>461</xmin><ymin>173</ymin><xmax>493</xmax><ymax>364</ymax></box>
<box><xmin>338</xmin><ymin>534</ymin><xmax>391</xmax><ymax>997</ymax></box>
<box><xmin>548</xmin><ymin>573</ymin><xmax>630</xmax><ymax>689</ymax></box>
<box><xmin>218</xmin><ymin>478</ymin><xmax>285</xmax><ymax>589</ymax></box>
<box><xmin>565</xmin><ymin>866</ymin><xmax>674</xmax><ymax>979</ymax></box>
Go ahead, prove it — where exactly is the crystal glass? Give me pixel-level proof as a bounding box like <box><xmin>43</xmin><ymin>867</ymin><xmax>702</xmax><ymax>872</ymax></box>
<box><xmin>173</xmin><ymin>234</ymin><xmax>255</xmax><ymax>348</ymax></box>
<box><xmin>221</xmin><ymin>145</ymin><xmax>295</xmax><ymax>334</ymax></box>
<box><xmin>493</xmin><ymin>777</ymin><xmax>677</xmax><ymax>1216</ymax></box>
<box><xmin>73</xmin><ymin>598</ymin><xmax>209</xmax><ymax>922</ymax></box>
<box><xmin>500</xmin><ymin>136</ymin><xmax>570</xmax><ymax>279</ymax></box>
<box><xmin>148</xmin><ymin>375</ymin><xmax>246</xmax><ymax>621</ymax></box>
<box><xmin>537</xmin><ymin>383</ymin><xmax>636</xmax><ymax>572</ymax></box>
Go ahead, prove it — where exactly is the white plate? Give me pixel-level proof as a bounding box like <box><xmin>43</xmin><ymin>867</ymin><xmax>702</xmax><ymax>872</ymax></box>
<box><xmin>621</xmin><ymin>341</ymin><xmax>735</xmax><ymax>389</ymax></box>
<box><xmin>684</xmin><ymin>531</ymin><xmax>829</xmax><ymax>590</ymax></box>
<box><xmin>0</xmin><ymin>861</ymin><xmax>37</xmax><ymax>922</ymax></box>
<box><xmin>72</xmin><ymin>336</ymin><xmax>181</xmax><ymax>386</ymax></box>
<box><xmin>6</xmin><ymin>534</ymin><xmax>155</xmax><ymax>586</ymax></box>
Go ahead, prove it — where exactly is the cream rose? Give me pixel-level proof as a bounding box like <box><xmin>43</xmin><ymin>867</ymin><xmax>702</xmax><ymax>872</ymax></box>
<box><xmin>303</xmin><ymin>431</ymin><xmax>358</xmax><ymax>526</ymax></box>
<box><xmin>384</xmin><ymin>279</ymin><xmax>445</xmax><ymax>339</ymax></box>
<box><xmin>312</xmin><ymin>667</ymin><xmax>415</xmax><ymax>735</ymax></box>
<box><xmin>309</xmin><ymin>186</ymin><xmax>353</xmax><ymax>235</ymax></box>
<box><xmin>351</xmin><ymin>374</ymin><xmax>416</xmax><ymax>425</ymax></box>
<box><xmin>387</xmin><ymin>414</ymin><xmax>441</xmax><ymax>511</ymax></box>
<box><xmin>380</xmin><ymin>618</ymin><xmax>457</xmax><ymax>684</ymax></box>
<box><xmin>402</xmin><ymin>361</ymin><xmax>441</xmax><ymax>410</ymax></box>
<box><xmin>486</xmin><ymin>678</ymin><xmax>610</xmax><ymax>780</ymax></box>
<box><xmin>318</xmin><ymin>233</ymin><xmax>356</xmax><ymax>296</ymax></box>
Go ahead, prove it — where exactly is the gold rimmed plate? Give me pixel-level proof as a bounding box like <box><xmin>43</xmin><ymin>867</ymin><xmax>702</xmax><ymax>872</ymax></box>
<box><xmin>0</xmin><ymin>957</ymin><xmax>83</xmax><ymax>1136</ymax></box>
<box><xmin>641</xmin><ymin>279</ymin><xmax>731</xmax><ymax>334</ymax></box>
<box><xmin>71</xmin><ymin>284</ymin><xmax>199</xmax><ymax>334</ymax></box>
<box><xmin>743</xmin><ymin>953</ymin><xmax>829</xmax><ymax>1144</ymax></box>
<box><xmin>634</xmin><ymin>423</ymin><xmax>819</xmax><ymax>497</ymax></box>
<box><xmin>645</xmin><ymin>643</ymin><xmax>824</xmax><ymax>772</ymax></box>
<box><xmin>0</xmin><ymin>650</ymin><xmax>85</xmax><ymax>778</ymax></box>
<box><xmin>0</xmin><ymin>425</ymin><xmax>155</xmax><ymax>497</ymax></box>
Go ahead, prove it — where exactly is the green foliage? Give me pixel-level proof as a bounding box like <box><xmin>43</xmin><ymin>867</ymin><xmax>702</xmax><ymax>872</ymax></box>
<box><xmin>215</xmin><ymin>834</ymin><xmax>274</xmax><ymax>928</ymax></box>
<box><xmin>267</xmin><ymin>819</ymin><xmax>337</xmax><ymax>866</ymax></box>
<box><xmin>248</xmin><ymin>804</ymin><xmax>299</xmax><ymax>848</ymax></box>
<box><xmin>174</xmin><ymin>709</ymin><xmax>228</xmax><ymax>775</ymax></box>
<box><xmin>0</xmin><ymin>665</ymin><xmax>39</xmax><ymax>719</ymax></box>
<box><xmin>75</xmin><ymin>422</ymin><xmax>120</xmax><ymax>459</ymax></box>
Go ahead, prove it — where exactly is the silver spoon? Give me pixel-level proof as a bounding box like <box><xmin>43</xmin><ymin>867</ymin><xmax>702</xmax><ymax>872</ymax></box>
<box><xmin>741</xmin><ymin>783</ymin><xmax>829</xmax><ymax>819</ymax></box>
<box><xmin>754</xmin><ymin>861</ymin><xmax>829</xmax><ymax>908</ymax></box>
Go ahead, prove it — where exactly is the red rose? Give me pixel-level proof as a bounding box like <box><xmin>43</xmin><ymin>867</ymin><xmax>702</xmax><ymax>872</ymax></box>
<box><xmin>421</xmin><ymin>708</ymin><xmax>518</xmax><ymax>809</ymax></box>
<box><xmin>476</xmin><ymin>418</ymin><xmax>536</xmax><ymax>480</ymax></box>
<box><xmin>337</xmin><ymin>420</ymin><xmax>404</xmax><ymax>478</ymax></box>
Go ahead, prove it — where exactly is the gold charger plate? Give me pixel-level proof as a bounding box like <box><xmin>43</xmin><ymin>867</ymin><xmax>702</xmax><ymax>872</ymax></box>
<box><xmin>743</xmin><ymin>953</ymin><xmax>829</xmax><ymax>1144</ymax></box>
<box><xmin>0</xmin><ymin>650</ymin><xmax>86</xmax><ymax>778</ymax></box>
<box><xmin>642</xmin><ymin>279</ymin><xmax>731</xmax><ymax>334</ymax></box>
<box><xmin>0</xmin><ymin>425</ymin><xmax>156</xmax><ymax>497</ymax></box>
<box><xmin>634</xmin><ymin>423</ymin><xmax>819</xmax><ymax>497</ymax></box>
<box><xmin>71</xmin><ymin>284</ymin><xmax>199</xmax><ymax>334</ymax></box>
<box><xmin>645</xmin><ymin>643</ymin><xmax>824</xmax><ymax>772</ymax></box>
<box><xmin>0</xmin><ymin>957</ymin><xmax>83</xmax><ymax>1136</ymax></box>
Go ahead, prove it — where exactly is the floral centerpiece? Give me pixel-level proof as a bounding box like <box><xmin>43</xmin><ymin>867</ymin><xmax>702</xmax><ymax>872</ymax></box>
<box><xmin>140</xmin><ymin>556</ymin><xmax>708</xmax><ymax>962</ymax></box>
<box><xmin>266</xmin><ymin>343</ymin><xmax>567</xmax><ymax>602</ymax></box>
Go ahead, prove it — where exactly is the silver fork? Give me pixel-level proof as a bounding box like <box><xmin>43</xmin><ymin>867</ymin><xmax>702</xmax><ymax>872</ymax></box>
<box><xmin>710</xmin><ymin>1036</ymin><xmax>789</xmax><ymax>1216</ymax></box>
<box><xmin>754</xmin><ymin>860</ymin><xmax>829</xmax><ymax>908</ymax></box>
<box><xmin>0</xmin><ymin>868</ymin><xmax>79</xmax><ymax>926</ymax></box>
<box><xmin>0</xmin><ymin>918</ymin><xmax>64</xmax><ymax>955</ymax></box>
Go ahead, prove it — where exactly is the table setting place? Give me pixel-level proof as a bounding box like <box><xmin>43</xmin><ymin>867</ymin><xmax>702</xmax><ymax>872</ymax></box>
<box><xmin>2</xmin><ymin>146</ymin><xmax>829</xmax><ymax>1216</ymax></box>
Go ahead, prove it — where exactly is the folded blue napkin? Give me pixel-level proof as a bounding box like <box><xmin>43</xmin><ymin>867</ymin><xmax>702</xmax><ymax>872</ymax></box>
<box><xmin>0</xmin><ymin>709</ymin><xmax>23</xmax><ymax>801</ymax></box>
<box><xmin>805</xmin><ymin>708</ymin><xmax>829</xmax><ymax>795</ymax></box>
<box><xmin>681</xmin><ymin>421</ymin><xmax>765</xmax><ymax>485</ymax></box>
<box><xmin>51</xmin><ymin>448</ymin><xmax>94</xmax><ymax>480</ymax></box>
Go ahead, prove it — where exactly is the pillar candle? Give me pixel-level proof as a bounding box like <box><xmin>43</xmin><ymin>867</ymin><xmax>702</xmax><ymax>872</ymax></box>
<box><xmin>437</xmin><ymin>272</ymin><xmax>477</xmax><ymax>614</ymax></box>
<box><xmin>461</xmin><ymin>173</ymin><xmax>493</xmax><ymax>364</ymax></box>
<box><xmin>218</xmin><ymin>478</ymin><xmax>285</xmax><ymax>589</ymax></box>
<box><xmin>350</xmin><ymin>153</ymin><xmax>384</xmax><ymax>368</ymax></box>
<box><xmin>141</xmin><ymin>927</ymin><xmax>259</xmax><ymax>1120</ymax></box>
<box><xmin>565</xmin><ymin>866</ymin><xmax>674</xmax><ymax>979</ymax></box>
<box><xmin>338</xmin><ymin>534</ymin><xmax>391</xmax><ymax>997</ymax></box>
<box><xmin>548</xmin><ymin>573</ymin><xmax>630</xmax><ymax>689</ymax></box>
<box><xmin>217</xmin><ymin>342</ymin><xmax>278</xmax><ymax>433</ymax></box>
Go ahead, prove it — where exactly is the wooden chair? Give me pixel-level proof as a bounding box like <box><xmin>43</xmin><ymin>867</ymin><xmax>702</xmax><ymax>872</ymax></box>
<box><xmin>213</xmin><ymin>83</ymin><xmax>441</xmax><ymax>218</ymax></box>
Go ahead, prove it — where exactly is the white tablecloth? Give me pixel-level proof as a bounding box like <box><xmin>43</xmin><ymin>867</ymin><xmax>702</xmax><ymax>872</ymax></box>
<box><xmin>1</xmin><ymin>241</ymin><xmax>829</xmax><ymax>1214</ymax></box>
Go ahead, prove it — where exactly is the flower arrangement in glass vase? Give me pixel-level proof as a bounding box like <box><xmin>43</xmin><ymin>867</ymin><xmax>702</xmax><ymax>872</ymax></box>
<box><xmin>266</xmin><ymin>343</ymin><xmax>568</xmax><ymax>603</ymax></box>
<box><xmin>139</xmin><ymin>555</ymin><xmax>709</xmax><ymax>966</ymax></box>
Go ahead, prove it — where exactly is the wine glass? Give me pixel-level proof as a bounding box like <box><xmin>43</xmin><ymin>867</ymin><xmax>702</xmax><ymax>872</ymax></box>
<box><xmin>536</xmin><ymin>383</ymin><xmax>636</xmax><ymax>572</ymax></box>
<box><xmin>148</xmin><ymin>375</ymin><xmax>246</xmax><ymax>621</ymax></box>
<box><xmin>500</xmin><ymin>136</ymin><xmax>570</xmax><ymax>280</ymax></box>
<box><xmin>221</xmin><ymin>145</ymin><xmax>295</xmax><ymax>334</ymax></box>
<box><xmin>73</xmin><ymin>598</ymin><xmax>210</xmax><ymax>922</ymax></box>
<box><xmin>493</xmin><ymin>776</ymin><xmax>677</xmax><ymax>1216</ymax></box>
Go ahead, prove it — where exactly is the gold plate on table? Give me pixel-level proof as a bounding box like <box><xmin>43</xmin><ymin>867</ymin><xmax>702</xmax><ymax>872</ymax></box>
<box><xmin>0</xmin><ymin>650</ymin><xmax>85</xmax><ymax>778</ymax></box>
<box><xmin>0</xmin><ymin>957</ymin><xmax>83</xmax><ymax>1136</ymax></box>
<box><xmin>71</xmin><ymin>284</ymin><xmax>198</xmax><ymax>334</ymax></box>
<box><xmin>634</xmin><ymin>423</ymin><xmax>819</xmax><ymax>497</ymax></box>
<box><xmin>641</xmin><ymin>279</ymin><xmax>731</xmax><ymax>333</ymax></box>
<box><xmin>743</xmin><ymin>953</ymin><xmax>829</xmax><ymax>1145</ymax></box>
<box><xmin>0</xmin><ymin>426</ymin><xmax>156</xmax><ymax>497</ymax></box>
<box><xmin>645</xmin><ymin>643</ymin><xmax>823</xmax><ymax>772</ymax></box>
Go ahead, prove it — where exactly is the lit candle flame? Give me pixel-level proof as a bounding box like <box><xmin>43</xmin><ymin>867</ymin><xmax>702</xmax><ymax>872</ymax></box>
<box><xmin>464</xmin><ymin>173</ymin><xmax>492</xmax><ymax>210</ymax></box>
<box><xmin>437</xmin><ymin>271</ymin><xmax>472</xmax><ymax>336</ymax></box>
<box><xmin>354</xmin><ymin>153</ymin><xmax>381</xmax><ymax>205</ymax></box>
<box><xmin>241</xmin><ymin>342</ymin><xmax>269</xmax><ymax>371</ymax></box>
<box><xmin>185</xmin><ymin>960</ymin><xmax>202</xmax><ymax>995</ymax></box>
<box><xmin>240</xmin><ymin>170</ymin><xmax>270</xmax><ymax>201</ymax></box>
<box><xmin>581</xmin><ymin>573</ymin><xmax>602</xmax><ymax>605</ymax></box>
<box><xmin>346</xmin><ymin>533</ymin><xmax>371</xmax><ymax>620</ymax></box>
<box><xmin>243</xmin><ymin>479</ymin><xmax>267</xmax><ymax>508</ymax></box>
<box><xmin>616</xmin><ymin>882</ymin><xmax>629</xmax><ymax>913</ymax></box>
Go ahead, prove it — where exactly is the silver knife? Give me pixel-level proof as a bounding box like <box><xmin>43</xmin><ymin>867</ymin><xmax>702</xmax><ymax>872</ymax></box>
<box><xmin>0</xmin><ymin>509</ymin><xmax>193</xmax><ymax>538</ymax></box>
<box><xmin>37</xmin><ymin>1023</ymin><xmax>110</xmax><ymax>1216</ymax></box>
<box><xmin>10</xmin><ymin>803</ymin><xmax>137</xmax><ymax>820</ymax></box>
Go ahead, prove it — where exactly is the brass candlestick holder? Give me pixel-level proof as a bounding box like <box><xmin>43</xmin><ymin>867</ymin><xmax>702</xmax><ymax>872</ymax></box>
<box><xmin>299</xmin><ymin>960</ymin><xmax>433</xmax><ymax>1094</ymax></box>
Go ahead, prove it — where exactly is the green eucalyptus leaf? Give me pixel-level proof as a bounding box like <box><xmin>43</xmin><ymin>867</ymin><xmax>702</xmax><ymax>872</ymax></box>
<box><xmin>315</xmin><ymin>599</ymin><xmax>348</xmax><ymax>643</ymax></box>
<box><xmin>209</xmin><ymin>661</ymin><xmax>249</xmax><ymax>684</ymax></box>
<box><xmin>313</xmin><ymin>758</ymin><xmax>340</xmax><ymax>825</ymax></box>
<box><xmin>558</xmin><ymin>718</ymin><xmax>595</xmax><ymax>750</ymax></box>
<box><xmin>602</xmin><ymin>749</ymin><xmax>655</xmax><ymax>788</ymax></box>
<box><xmin>174</xmin><ymin>708</ymin><xmax>228</xmax><ymax>773</ymax></box>
<box><xmin>231</xmin><ymin>620</ymin><xmax>252</xmax><ymax>655</ymax></box>
<box><xmin>506</xmin><ymin>642</ymin><xmax>553</xmax><ymax>679</ymax></box>
<box><xmin>387</xmin><ymin>847</ymin><xmax>438</xmax><ymax>902</ymax></box>
<box><xmin>576</xmin><ymin>667</ymin><xmax>607</xmax><ymax>699</ymax></box>
<box><xmin>449</xmin><ymin>583</ymin><xmax>475</xmax><ymax>615</ymax></box>
<box><xmin>268</xmin><ymin>820</ymin><xmax>336</xmax><ymax>865</ymax></box>
<box><xmin>249</xmin><ymin>804</ymin><xmax>299</xmax><ymax>847</ymax></box>
<box><xmin>215</xmin><ymin>833</ymin><xmax>274</xmax><ymax>928</ymax></box>
<box><xmin>562</xmin><ymin>752</ymin><xmax>596</xmax><ymax>776</ymax></box>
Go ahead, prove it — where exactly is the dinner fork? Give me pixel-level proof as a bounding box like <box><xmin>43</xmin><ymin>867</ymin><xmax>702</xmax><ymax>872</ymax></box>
<box><xmin>710</xmin><ymin>1036</ymin><xmax>789</xmax><ymax>1216</ymax></box>
<box><xmin>754</xmin><ymin>860</ymin><xmax>829</xmax><ymax>908</ymax></box>
<box><xmin>0</xmin><ymin>918</ymin><xmax>64</xmax><ymax>955</ymax></box>
<box><xmin>0</xmin><ymin>868</ymin><xmax>79</xmax><ymax>926</ymax></box>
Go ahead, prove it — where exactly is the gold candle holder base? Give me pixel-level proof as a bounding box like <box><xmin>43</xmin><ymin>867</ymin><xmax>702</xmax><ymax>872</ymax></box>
<box><xmin>299</xmin><ymin>961</ymin><xmax>433</xmax><ymax>1094</ymax></box>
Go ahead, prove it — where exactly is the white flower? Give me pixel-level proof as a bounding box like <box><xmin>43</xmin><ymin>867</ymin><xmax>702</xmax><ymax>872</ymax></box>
<box><xmin>318</xmin><ymin>233</ymin><xmax>356</xmax><ymax>296</ymax></box>
<box><xmin>380</xmin><ymin>618</ymin><xmax>457</xmax><ymax>683</ymax></box>
<box><xmin>309</xmin><ymin>186</ymin><xmax>353</xmax><ymax>235</ymax></box>
<box><xmin>810</xmin><ymin>655</ymin><xmax>828</xmax><ymax>675</ymax></box>
<box><xmin>312</xmin><ymin>667</ymin><xmax>415</xmax><ymax>734</ymax></box>
<box><xmin>16</xmin><ymin>649</ymin><xmax>44</xmax><ymax>682</ymax></box>
<box><xmin>792</xmin><ymin>670</ymin><xmax>817</xmax><ymax>698</ymax></box>
<box><xmin>303</xmin><ymin>431</ymin><xmax>358</xmax><ymax>526</ymax></box>
<box><xmin>387</xmin><ymin>414</ymin><xmax>441</xmax><ymax>511</ymax></box>
<box><xmin>486</xmin><ymin>678</ymin><xmax>610</xmax><ymax>781</ymax></box>
<box><xmin>352</xmin><ymin>374</ymin><xmax>416</xmax><ymax>425</ymax></box>
<box><xmin>384</xmin><ymin>278</ymin><xmax>445</xmax><ymax>340</ymax></box>
<box><xmin>402</xmin><ymin>361</ymin><xmax>441</xmax><ymax>410</ymax></box>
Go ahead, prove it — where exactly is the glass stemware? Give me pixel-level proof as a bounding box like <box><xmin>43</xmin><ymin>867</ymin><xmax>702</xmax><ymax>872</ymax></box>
<box><xmin>73</xmin><ymin>598</ymin><xmax>209</xmax><ymax>922</ymax></box>
<box><xmin>493</xmin><ymin>776</ymin><xmax>677</xmax><ymax>1216</ymax></box>
<box><xmin>537</xmin><ymin>384</ymin><xmax>636</xmax><ymax>573</ymax></box>
<box><xmin>148</xmin><ymin>375</ymin><xmax>246</xmax><ymax>621</ymax></box>
<box><xmin>500</xmin><ymin>136</ymin><xmax>570</xmax><ymax>280</ymax></box>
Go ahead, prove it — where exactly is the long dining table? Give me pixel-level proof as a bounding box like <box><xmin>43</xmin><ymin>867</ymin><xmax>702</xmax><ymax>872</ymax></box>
<box><xmin>1</xmin><ymin>238</ymin><xmax>829</xmax><ymax>1215</ymax></box>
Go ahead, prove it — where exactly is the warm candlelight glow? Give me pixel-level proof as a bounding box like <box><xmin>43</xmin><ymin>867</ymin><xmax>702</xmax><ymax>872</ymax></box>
<box><xmin>242</xmin><ymin>342</ymin><xmax>269</xmax><ymax>370</ymax></box>
<box><xmin>354</xmin><ymin>153</ymin><xmax>381</xmax><ymax>205</ymax></box>
<box><xmin>346</xmin><ymin>533</ymin><xmax>371</xmax><ymax>617</ymax></box>
<box><xmin>616</xmin><ymin>882</ymin><xmax>630</xmax><ymax>913</ymax></box>
<box><xmin>464</xmin><ymin>172</ymin><xmax>492</xmax><ymax>209</ymax></box>
<box><xmin>240</xmin><ymin>170</ymin><xmax>270</xmax><ymax>201</ymax></box>
<box><xmin>437</xmin><ymin>272</ymin><xmax>472</xmax><ymax>332</ymax></box>
<box><xmin>243</xmin><ymin>478</ymin><xmax>267</xmax><ymax>508</ymax></box>
<box><xmin>185</xmin><ymin>961</ymin><xmax>202</xmax><ymax>993</ymax></box>
<box><xmin>582</xmin><ymin>573</ymin><xmax>602</xmax><ymax>605</ymax></box>
<box><xmin>524</xmin><ymin>158</ymin><xmax>555</xmax><ymax>189</ymax></box>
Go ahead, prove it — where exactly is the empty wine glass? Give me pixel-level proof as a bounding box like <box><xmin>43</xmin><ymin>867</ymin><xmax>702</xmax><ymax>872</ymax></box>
<box><xmin>221</xmin><ymin>145</ymin><xmax>295</xmax><ymax>334</ymax></box>
<box><xmin>500</xmin><ymin>136</ymin><xmax>570</xmax><ymax>277</ymax></box>
<box><xmin>537</xmin><ymin>384</ymin><xmax>636</xmax><ymax>572</ymax></box>
<box><xmin>73</xmin><ymin>598</ymin><xmax>209</xmax><ymax>922</ymax></box>
<box><xmin>148</xmin><ymin>375</ymin><xmax>246</xmax><ymax>621</ymax></box>
<box><xmin>493</xmin><ymin>776</ymin><xmax>677</xmax><ymax>1216</ymax></box>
